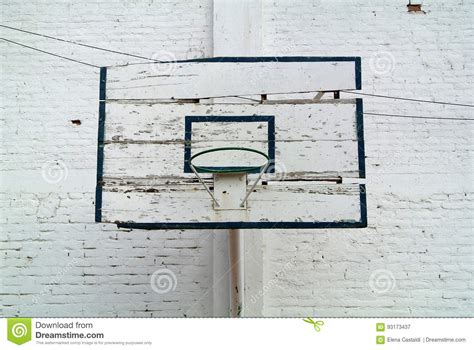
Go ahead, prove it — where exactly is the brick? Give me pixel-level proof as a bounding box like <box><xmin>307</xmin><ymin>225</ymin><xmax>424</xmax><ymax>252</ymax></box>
<box><xmin>1</xmin><ymin>0</ymin><xmax>472</xmax><ymax>318</ymax></box>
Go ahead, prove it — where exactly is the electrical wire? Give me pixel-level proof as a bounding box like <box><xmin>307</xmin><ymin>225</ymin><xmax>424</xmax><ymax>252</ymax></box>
<box><xmin>0</xmin><ymin>37</ymin><xmax>100</xmax><ymax>68</ymax></box>
<box><xmin>233</xmin><ymin>96</ymin><xmax>261</xmax><ymax>102</ymax></box>
<box><xmin>342</xmin><ymin>90</ymin><xmax>474</xmax><ymax>108</ymax></box>
<box><xmin>0</xmin><ymin>24</ymin><xmax>163</xmax><ymax>63</ymax></box>
<box><xmin>160</xmin><ymin>89</ymin><xmax>474</xmax><ymax>109</ymax></box>
<box><xmin>364</xmin><ymin>112</ymin><xmax>474</xmax><ymax>121</ymax></box>
<box><xmin>231</xmin><ymin>97</ymin><xmax>474</xmax><ymax>121</ymax></box>
<box><xmin>1</xmin><ymin>26</ymin><xmax>472</xmax><ymax>117</ymax></box>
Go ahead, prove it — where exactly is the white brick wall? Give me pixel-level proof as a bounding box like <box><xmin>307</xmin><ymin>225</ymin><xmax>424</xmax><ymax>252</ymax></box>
<box><xmin>1</xmin><ymin>0</ymin><xmax>216</xmax><ymax>317</ymax></box>
<box><xmin>1</xmin><ymin>0</ymin><xmax>472</xmax><ymax>317</ymax></box>
<box><xmin>259</xmin><ymin>0</ymin><xmax>473</xmax><ymax>317</ymax></box>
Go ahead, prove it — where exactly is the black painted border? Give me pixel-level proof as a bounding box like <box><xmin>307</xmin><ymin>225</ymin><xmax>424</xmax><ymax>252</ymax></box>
<box><xmin>184</xmin><ymin>115</ymin><xmax>275</xmax><ymax>173</ymax></box>
<box><xmin>95</xmin><ymin>67</ymin><xmax>106</xmax><ymax>222</ymax></box>
<box><xmin>97</xmin><ymin>57</ymin><xmax>367</xmax><ymax>229</ymax></box>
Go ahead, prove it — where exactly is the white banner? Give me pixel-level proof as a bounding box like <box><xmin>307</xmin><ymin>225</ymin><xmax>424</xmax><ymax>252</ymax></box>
<box><xmin>1</xmin><ymin>318</ymin><xmax>472</xmax><ymax>349</ymax></box>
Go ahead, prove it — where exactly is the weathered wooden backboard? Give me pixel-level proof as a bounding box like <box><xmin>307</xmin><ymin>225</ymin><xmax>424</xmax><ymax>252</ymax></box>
<box><xmin>95</xmin><ymin>57</ymin><xmax>367</xmax><ymax>229</ymax></box>
<box><xmin>106</xmin><ymin>56</ymin><xmax>361</xmax><ymax>100</ymax></box>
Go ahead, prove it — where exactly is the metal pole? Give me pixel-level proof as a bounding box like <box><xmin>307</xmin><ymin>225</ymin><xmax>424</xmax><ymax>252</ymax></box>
<box><xmin>229</xmin><ymin>228</ymin><xmax>242</xmax><ymax>317</ymax></box>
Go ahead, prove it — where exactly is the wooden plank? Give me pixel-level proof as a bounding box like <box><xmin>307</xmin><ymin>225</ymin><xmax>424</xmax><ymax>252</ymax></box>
<box><xmin>192</xmin><ymin>121</ymin><xmax>268</xmax><ymax>142</ymax></box>
<box><xmin>102</xmin><ymin>101</ymin><xmax>360</xmax><ymax>179</ymax></box>
<box><xmin>104</xmin><ymin>102</ymin><xmax>357</xmax><ymax>142</ymax></box>
<box><xmin>106</xmin><ymin>59</ymin><xmax>358</xmax><ymax>100</ymax></box>
<box><xmin>103</xmin><ymin>140</ymin><xmax>358</xmax><ymax>179</ymax></box>
<box><xmin>101</xmin><ymin>183</ymin><xmax>362</xmax><ymax>224</ymax></box>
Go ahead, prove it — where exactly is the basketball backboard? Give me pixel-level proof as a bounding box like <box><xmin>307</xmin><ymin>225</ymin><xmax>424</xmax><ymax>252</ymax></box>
<box><xmin>95</xmin><ymin>57</ymin><xmax>367</xmax><ymax>229</ymax></box>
